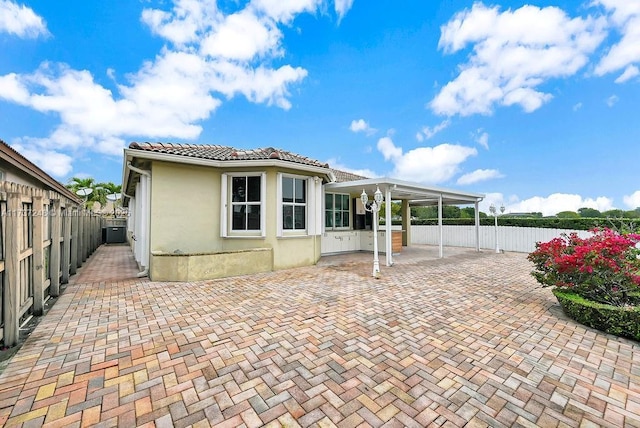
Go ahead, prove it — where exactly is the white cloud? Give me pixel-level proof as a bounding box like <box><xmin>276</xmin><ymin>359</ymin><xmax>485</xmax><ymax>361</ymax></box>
<box><xmin>377</xmin><ymin>136</ymin><xmax>403</xmax><ymax>161</ymax></box>
<box><xmin>0</xmin><ymin>0</ymin><xmax>48</xmax><ymax>38</ymax></box>
<box><xmin>334</xmin><ymin>0</ymin><xmax>354</xmax><ymax>22</ymax></box>
<box><xmin>614</xmin><ymin>65</ymin><xmax>639</xmax><ymax>83</ymax></box>
<box><xmin>0</xmin><ymin>73</ymin><xmax>30</xmax><ymax>103</ymax></box>
<box><xmin>473</xmin><ymin>129</ymin><xmax>489</xmax><ymax>149</ymax></box>
<box><xmin>11</xmin><ymin>143</ymin><xmax>73</xmax><ymax>177</ymax></box>
<box><xmin>141</xmin><ymin>0</ymin><xmax>219</xmax><ymax>46</ymax></box>
<box><xmin>0</xmin><ymin>0</ymin><xmax>350</xmax><ymax>176</ymax></box>
<box><xmin>376</xmin><ymin>137</ymin><xmax>477</xmax><ymax>184</ymax></box>
<box><xmin>417</xmin><ymin>119</ymin><xmax>450</xmax><ymax>141</ymax></box>
<box><xmin>573</xmin><ymin>102</ymin><xmax>583</xmax><ymax>111</ymax></box>
<box><xmin>505</xmin><ymin>193</ymin><xmax>614</xmax><ymax>217</ymax></box>
<box><xmin>606</xmin><ymin>94</ymin><xmax>619</xmax><ymax>106</ymax></box>
<box><xmin>325</xmin><ymin>158</ymin><xmax>377</xmax><ymax>179</ymax></box>
<box><xmin>431</xmin><ymin>3</ymin><xmax>606</xmax><ymax>116</ymax></box>
<box><xmin>623</xmin><ymin>190</ymin><xmax>640</xmax><ymax>208</ymax></box>
<box><xmin>200</xmin><ymin>10</ymin><xmax>282</xmax><ymax>60</ymax></box>
<box><xmin>349</xmin><ymin>119</ymin><xmax>376</xmax><ymax>135</ymax></box>
<box><xmin>457</xmin><ymin>169</ymin><xmax>503</xmax><ymax>185</ymax></box>
<box><xmin>593</xmin><ymin>0</ymin><xmax>640</xmax><ymax>80</ymax></box>
<box><xmin>251</xmin><ymin>0</ymin><xmax>321</xmax><ymax>24</ymax></box>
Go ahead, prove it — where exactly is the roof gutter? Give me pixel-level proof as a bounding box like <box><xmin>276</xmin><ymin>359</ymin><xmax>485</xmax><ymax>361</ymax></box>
<box><xmin>125</xmin><ymin>161</ymin><xmax>151</xmax><ymax>278</ymax></box>
<box><xmin>124</xmin><ymin>148</ymin><xmax>334</xmax><ymax>181</ymax></box>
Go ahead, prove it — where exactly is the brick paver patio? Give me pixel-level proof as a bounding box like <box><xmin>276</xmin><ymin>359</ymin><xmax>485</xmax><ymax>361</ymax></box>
<box><xmin>0</xmin><ymin>244</ymin><xmax>639</xmax><ymax>427</ymax></box>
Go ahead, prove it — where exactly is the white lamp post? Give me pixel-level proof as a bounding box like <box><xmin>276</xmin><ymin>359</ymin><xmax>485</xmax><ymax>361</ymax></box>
<box><xmin>361</xmin><ymin>187</ymin><xmax>384</xmax><ymax>278</ymax></box>
<box><xmin>489</xmin><ymin>203</ymin><xmax>505</xmax><ymax>253</ymax></box>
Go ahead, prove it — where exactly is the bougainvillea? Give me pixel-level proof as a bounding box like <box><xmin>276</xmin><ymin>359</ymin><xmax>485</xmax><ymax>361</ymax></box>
<box><xmin>528</xmin><ymin>228</ymin><xmax>640</xmax><ymax>306</ymax></box>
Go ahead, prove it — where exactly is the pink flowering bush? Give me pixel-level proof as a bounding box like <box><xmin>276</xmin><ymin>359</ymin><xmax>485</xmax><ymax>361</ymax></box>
<box><xmin>528</xmin><ymin>228</ymin><xmax>640</xmax><ymax>307</ymax></box>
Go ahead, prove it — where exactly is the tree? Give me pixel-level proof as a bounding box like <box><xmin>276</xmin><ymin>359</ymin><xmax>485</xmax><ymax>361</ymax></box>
<box><xmin>460</xmin><ymin>207</ymin><xmax>475</xmax><ymax>219</ymax></box>
<box><xmin>602</xmin><ymin>209</ymin><xmax>625</xmax><ymax>218</ymax></box>
<box><xmin>556</xmin><ymin>211</ymin><xmax>580</xmax><ymax>219</ymax></box>
<box><xmin>624</xmin><ymin>209</ymin><xmax>640</xmax><ymax>219</ymax></box>
<box><xmin>578</xmin><ymin>207</ymin><xmax>602</xmax><ymax>218</ymax></box>
<box><xmin>66</xmin><ymin>177</ymin><xmax>121</xmax><ymax>208</ymax></box>
<box><xmin>380</xmin><ymin>201</ymin><xmax>402</xmax><ymax>218</ymax></box>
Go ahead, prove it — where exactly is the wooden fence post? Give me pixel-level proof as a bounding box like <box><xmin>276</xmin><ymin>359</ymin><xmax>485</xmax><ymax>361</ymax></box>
<box><xmin>32</xmin><ymin>194</ymin><xmax>44</xmax><ymax>316</ymax></box>
<box><xmin>61</xmin><ymin>205</ymin><xmax>71</xmax><ymax>284</ymax></box>
<box><xmin>83</xmin><ymin>212</ymin><xmax>89</xmax><ymax>261</ymax></box>
<box><xmin>4</xmin><ymin>191</ymin><xmax>21</xmax><ymax>347</ymax></box>
<box><xmin>77</xmin><ymin>212</ymin><xmax>84</xmax><ymax>265</ymax></box>
<box><xmin>70</xmin><ymin>208</ymin><xmax>78</xmax><ymax>274</ymax></box>
<box><xmin>49</xmin><ymin>199</ymin><xmax>61</xmax><ymax>297</ymax></box>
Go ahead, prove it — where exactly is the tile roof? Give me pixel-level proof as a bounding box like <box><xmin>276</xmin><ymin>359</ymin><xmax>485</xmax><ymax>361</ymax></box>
<box><xmin>129</xmin><ymin>142</ymin><xmax>330</xmax><ymax>169</ymax></box>
<box><xmin>331</xmin><ymin>168</ymin><xmax>369</xmax><ymax>182</ymax></box>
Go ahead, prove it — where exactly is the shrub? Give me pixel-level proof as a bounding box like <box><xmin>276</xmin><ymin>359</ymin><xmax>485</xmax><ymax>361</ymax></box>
<box><xmin>552</xmin><ymin>288</ymin><xmax>640</xmax><ymax>341</ymax></box>
<box><xmin>528</xmin><ymin>228</ymin><xmax>640</xmax><ymax>306</ymax></box>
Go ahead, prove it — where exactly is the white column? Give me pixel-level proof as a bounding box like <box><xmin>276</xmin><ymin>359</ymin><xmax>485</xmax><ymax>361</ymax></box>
<box><xmin>139</xmin><ymin>175</ymin><xmax>150</xmax><ymax>269</ymax></box>
<box><xmin>385</xmin><ymin>188</ymin><xmax>393</xmax><ymax>266</ymax></box>
<box><xmin>134</xmin><ymin>184</ymin><xmax>142</xmax><ymax>265</ymax></box>
<box><xmin>438</xmin><ymin>195</ymin><xmax>443</xmax><ymax>258</ymax></box>
<box><xmin>474</xmin><ymin>200</ymin><xmax>480</xmax><ymax>252</ymax></box>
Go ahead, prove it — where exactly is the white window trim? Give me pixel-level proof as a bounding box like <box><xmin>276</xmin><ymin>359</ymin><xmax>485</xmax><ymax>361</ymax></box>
<box><xmin>325</xmin><ymin>193</ymin><xmax>351</xmax><ymax>231</ymax></box>
<box><xmin>277</xmin><ymin>173</ymin><xmax>312</xmax><ymax>237</ymax></box>
<box><xmin>221</xmin><ymin>172</ymin><xmax>266</xmax><ymax>238</ymax></box>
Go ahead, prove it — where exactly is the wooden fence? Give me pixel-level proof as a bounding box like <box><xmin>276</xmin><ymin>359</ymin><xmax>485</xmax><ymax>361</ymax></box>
<box><xmin>1</xmin><ymin>181</ymin><xmax>102</xmax><ymax>347</ymax></box>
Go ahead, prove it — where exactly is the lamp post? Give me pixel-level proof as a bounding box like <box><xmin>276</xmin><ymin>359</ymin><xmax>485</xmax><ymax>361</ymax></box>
<box><xmin>361</xmin><ymin>187</ymin><xmax>384</xmax><ymax>278</ymax></box>
<box><xmin>489</xmin><ymin>203</ymin><xmax>505</xmax><ymax>253</ymax></box>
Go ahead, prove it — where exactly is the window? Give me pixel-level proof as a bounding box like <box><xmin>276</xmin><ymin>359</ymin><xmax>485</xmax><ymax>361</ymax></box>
<box><xmin>221</xmin><ymin>173</ymin><xmax>265</xmax><ymax>237</ymax></box>
<box><xmin>282</xmin><ymin>176</ymin><xmax>306</xmax><ymax>231</ymax></box>
<box><xmin>325</xmin><ymin>193</ymin><xmax>350</xmax><ymax>229</ymax></box>
<box><xmin>231</xmin><ymin>176</ymin><xmax>261</xmax><ymax>231</ymax></box>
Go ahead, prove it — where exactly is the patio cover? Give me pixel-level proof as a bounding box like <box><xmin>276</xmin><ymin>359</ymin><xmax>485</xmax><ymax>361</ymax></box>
<box><xmin>324</xmin><ymin>178</ymin><xmax>485</xmax><ymax>266</ymax></box>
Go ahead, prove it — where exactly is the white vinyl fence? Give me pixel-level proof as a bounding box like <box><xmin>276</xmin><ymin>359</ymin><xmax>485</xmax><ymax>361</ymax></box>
<box><xmin>410</xmin><ymin>225</ymin><xmax>593</xmax><ymax>253</ymax></box>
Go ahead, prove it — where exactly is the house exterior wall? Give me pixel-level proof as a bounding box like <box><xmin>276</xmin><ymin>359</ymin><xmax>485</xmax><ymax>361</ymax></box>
<box><xmin>0</xmin><ymin>162</ymin><xmax>49</xmax><ymax>188</ymax></box>
<box><xmin>150</xmin><ymin>161</ymin><xmax>221</xmax><ymax>254</ymax></box>
<box><xmin>147</xmin><ymin>161</ymin><xmax>322</xmax><ymax>280</ymax></box>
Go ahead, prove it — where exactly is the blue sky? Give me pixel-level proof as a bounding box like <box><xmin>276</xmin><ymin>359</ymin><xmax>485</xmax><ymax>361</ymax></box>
<box><xmin>0</xmin><ymin>0</ymin><xmax>639</xmax><ymax>215</ymax></box>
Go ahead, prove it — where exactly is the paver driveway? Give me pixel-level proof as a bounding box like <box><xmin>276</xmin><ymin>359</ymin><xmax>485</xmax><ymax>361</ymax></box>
<box><xmin>1</xmin><ymin>245</ymin><xmax>639</xmax><ymax>427</ymax></box>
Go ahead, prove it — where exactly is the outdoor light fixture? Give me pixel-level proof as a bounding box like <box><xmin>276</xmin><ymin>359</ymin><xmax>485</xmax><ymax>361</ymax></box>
<box><xmin>489</xmin><ymin>203</ymin><xmax>506</xmax><ymax>253</ymax></box>
<box><xmin>361</xmin><ymin>187</ymin><xmax>384</xmax><ymax>278</ymax></box>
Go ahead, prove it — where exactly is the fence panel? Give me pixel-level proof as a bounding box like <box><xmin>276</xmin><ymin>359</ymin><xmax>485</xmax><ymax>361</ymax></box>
<box><xmin>18</xmin><ymin>200</ymin><xmax>34</xmax><ymax>324</ymax></box>
<box><xmin>0</xmin><ymin>197</ymin><xmax>5</xmax><ymax>343</ymax></box>
<box><xmin>1</xmin><ymin>182</ymin><xmax>103</xmax><ymax>347</ymax></box>
<box><xmin>411</xmin><ymin>225</ymin><xmax>592</xmax><ymax>253</ymax></box>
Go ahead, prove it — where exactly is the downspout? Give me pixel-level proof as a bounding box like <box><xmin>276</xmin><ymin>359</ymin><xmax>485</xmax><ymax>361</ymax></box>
<box><xmin>126</xmin><ymin>162</ymin><xmax>151</xmax><ymax>278</ymax></box>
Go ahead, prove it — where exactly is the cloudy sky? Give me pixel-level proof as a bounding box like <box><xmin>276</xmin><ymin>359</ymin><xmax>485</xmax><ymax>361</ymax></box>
<box><xmin>0</xmin><ymin>0</ymin><xmax>639</xmax><ymax>216</ymax></box>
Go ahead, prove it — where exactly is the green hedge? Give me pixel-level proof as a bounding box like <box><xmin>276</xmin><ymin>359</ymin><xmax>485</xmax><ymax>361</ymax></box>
<box><xmin>552</xmin><ymin>288</ymin><xmax>640</xmax><ymax>341</ymax></box>
<box><xmin>404</xmin><ymin>218</ymin><xmax>638</xmax><ymax>231</ymax></box>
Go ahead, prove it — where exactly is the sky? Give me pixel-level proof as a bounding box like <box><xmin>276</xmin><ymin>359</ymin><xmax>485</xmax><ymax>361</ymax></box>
<box><xmin>0</xmin><ymin>0</ymin><xmax>639</xmax><ymax>216</ymax></box>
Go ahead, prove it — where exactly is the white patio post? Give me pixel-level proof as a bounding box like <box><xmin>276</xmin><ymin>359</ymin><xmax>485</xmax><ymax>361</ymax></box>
<box><xmin>385</xmin><ymin>187</ymin><xmax>393</xmax><ymax>267</ymax></box>
<box><xmin>474</xmin><ymin>199</ymin><xmax>480</xmax><ymax>252</ymax></box>
<box><xmin>438</xmin><ymin>194</ymin><xmax>443</xmax><ymax>258</ymax></box>
<box><xmin>361</xmin><ymin>188</ymin><xmax>383</xmax><ymax>278</ymax></box>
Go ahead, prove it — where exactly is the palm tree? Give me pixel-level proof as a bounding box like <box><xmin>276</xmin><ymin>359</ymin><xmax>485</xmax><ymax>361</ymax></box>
<box><xmin>97</xmin><ymin>182</ymin><xmax>123</xmax><ymax>215</ymax></box>
<box><xmin>66</xmin><ymin>178</ymin><xmax>122</xmax><ymax>209</ymax></box>
<box><xmin>66</xmin><ymin>177</ymin><xmax>97</xmax><ymax>207</ymax></box>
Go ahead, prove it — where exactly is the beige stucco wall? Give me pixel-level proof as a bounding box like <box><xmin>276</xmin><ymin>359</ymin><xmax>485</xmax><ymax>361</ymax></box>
<box><xmin>150</xmin><ymin>161</ymin><xmax>221</xmax><ymax>253</ymax></box>
<box><xmin>150</xmin><ymin>248</ymin><xmax>273</xmax><ymax>281</ymax></box>
<box><xmin>148</xmin><ymin>161</ymin><xmax>324</xmax><ymax>280</ymax></box>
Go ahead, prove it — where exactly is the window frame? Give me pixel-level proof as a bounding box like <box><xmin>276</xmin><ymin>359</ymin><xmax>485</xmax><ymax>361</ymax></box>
<box><xmin>325</xmin><ymin>193</ymin><xmax>351</xmax><ymax>231</ymax></box>
<box><xmin>221</xmin><ymin>172</ymin><xmax>266</xmax><ymax>238</ymax></box>
<box><xmin>277</xmin><ymin>173</ymin><xmax>310</xmax><ymax>237</ymax></box>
